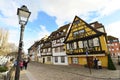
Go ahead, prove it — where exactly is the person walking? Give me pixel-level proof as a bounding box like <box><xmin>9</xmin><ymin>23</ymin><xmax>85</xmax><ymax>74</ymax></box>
<box><xmin>23</xmin><ymin>59</ymin><xmax>29</xmax><ymax>70</ymax></box>
<box><xmin>98</xmin><ymin>59</ymin><xmax>102</xmax><ymax>69</ymax></box>
<box><xmin>19</xmin><ymin>60</ymin><xmax>23</xmax><ymax>70</ymax></box>
<box><xmin>93</xmin><ymin>58</ymin><xmax>98</xmax><ymax>69</ymax></box>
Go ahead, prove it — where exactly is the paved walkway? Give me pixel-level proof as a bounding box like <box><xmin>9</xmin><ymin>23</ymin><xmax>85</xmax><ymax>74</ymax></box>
<box><xmin>19</xmin><ymin>62</ymin><xmax>120</xmax><ymax>80</ymax></box>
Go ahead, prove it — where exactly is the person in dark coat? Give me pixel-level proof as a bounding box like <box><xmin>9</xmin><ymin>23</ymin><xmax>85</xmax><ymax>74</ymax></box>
<box><xmin>23</xmin><ymin>59</ymin><xmax>29</xmax><ymax>70</ymax></box>
<box><xmin>93</xmin><ymin>58</ymin><xmax>98</xmax><ymax>69</ymax></box>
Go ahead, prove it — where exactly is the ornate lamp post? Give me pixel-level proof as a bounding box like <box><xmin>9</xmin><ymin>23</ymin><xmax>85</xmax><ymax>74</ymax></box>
<box><xmin>15</xmin><ymin>5</ymin><xmax>31</xmax><ymax>80</ymax></box>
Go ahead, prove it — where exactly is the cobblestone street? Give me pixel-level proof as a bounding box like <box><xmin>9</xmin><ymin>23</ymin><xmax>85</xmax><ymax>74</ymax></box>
<box><xmin>19</xmin><ymin>61</ymin><xmax>120</xmax><ymax>80</ymax></box>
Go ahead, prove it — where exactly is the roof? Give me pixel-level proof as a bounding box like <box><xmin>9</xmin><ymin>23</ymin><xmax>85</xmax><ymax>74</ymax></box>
<box><xmin>89</xmin><ymin>21</ymin><xmax>104</xmax><ymax>29</ymax></box>
<box><xmin>107</xmin><ymin>35</ymin><xmax>118</xmax><ymax>40</ymax></box>
<box><xmin>51</xmin><ymin>23</ymin><xmax>70</xmax><ymax>40</ymax></box>
<box><xmin>64</xmin><ymin>16</ymin><xmax>106</xmax><ymax>43</ymax></box>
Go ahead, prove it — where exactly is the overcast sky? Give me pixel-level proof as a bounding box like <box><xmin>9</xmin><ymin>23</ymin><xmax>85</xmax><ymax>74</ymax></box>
<box><xmin>0</xmin><ymin>0</ymin><xmax>120</xmax><ymax>53</ymax></box>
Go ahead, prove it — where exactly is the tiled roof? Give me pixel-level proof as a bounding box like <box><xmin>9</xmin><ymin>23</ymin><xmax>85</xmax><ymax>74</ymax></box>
<box><xmin>51</xmin><ymin>24</ymin><xmax>70</xmax><ymax>40</ymax></box>
<box><xmin>90</xmin><ymin>21</ymin><xmax>104</xmax><ymax>29</ymax></box>
<box><xmin>107</xmin><ymin>35</ymin><xmax>118</xmax><ymax>40</ymax></box>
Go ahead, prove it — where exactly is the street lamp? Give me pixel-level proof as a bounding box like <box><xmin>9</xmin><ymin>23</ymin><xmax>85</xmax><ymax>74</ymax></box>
<box><xmin>15</xmin><ymin>5</ymin><xmax>31</xmax><ymax>80</ymax></box>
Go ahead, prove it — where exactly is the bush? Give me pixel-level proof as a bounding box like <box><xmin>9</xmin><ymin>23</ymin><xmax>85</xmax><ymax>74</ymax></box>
<box><xmin>0</xmin><ymin>66</ymin><xmax>8</xmax><ymax>72</ymax></box>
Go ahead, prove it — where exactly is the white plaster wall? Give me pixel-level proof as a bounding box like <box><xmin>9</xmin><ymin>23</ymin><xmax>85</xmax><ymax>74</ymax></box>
<box><xmin>53</xmin><ymin>56</ymin><xmax>68</xmax><ymax>65</ymax></box>
<box><xmin>53</xmin><ymin>51</ymin><xmax>66</xmax><ymax>56</ymax></box>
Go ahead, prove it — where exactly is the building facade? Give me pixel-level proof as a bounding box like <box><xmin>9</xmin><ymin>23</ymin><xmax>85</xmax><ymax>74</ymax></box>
<box><xmin>107</xmin><ymin>35</ymin><xmax>120</xmax><ymax>57</ymax></box>
<box><xmin>28</xmin><ymin>16</ymin><xmax>109</xmax><ymax>67</ymax></box>
<box><xmin>28</xmin><ymin>41</ymin><xmax>39</xmax><ymax>61</ymax></box>
<box><xmin>52</xmin><ymin>24</ymin><xmax>70</xmax><ymax>65</ymax></box>
<box><xmin>64</xmin><ymin>16</ymin><xmax>108</xmax><ymax>67</ymax></box>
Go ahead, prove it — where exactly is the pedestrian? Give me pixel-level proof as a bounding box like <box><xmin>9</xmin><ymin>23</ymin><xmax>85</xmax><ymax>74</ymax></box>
<box><xmin>23</xmin><ymin>59</ymin><xmax>29</xmax><ymax>70</ymax></box>
<box><xmin>13</xmin><ymin>60</ymin><xmax>17</xmax><ymax>67</ymax></box>
<box><xmin>98</xmin><ymin>59</ymin><xmax>102</xmax><ymax>69</ymax></box>
<box><xmin>19</xmin><ymin>60</ymin><xmax>23</xmax><ymax>70</ymax></box>
<box><xmin>93</xmin><ymin>58</ymin><xmax>98</xmax><ymax>69</ymax></box>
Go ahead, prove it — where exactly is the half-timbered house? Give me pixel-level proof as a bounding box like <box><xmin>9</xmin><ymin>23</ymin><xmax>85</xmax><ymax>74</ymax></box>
<box><xmin>28</xmin><ymin>41</ymin><xmax>39</xmax><ymax>61</ymax></box>
<box><xmin>41</xmin><ymin>35</ymin><xmax>52</xmax><ymax>64</ymax></box>
<box><xmin>64</xmin><ymin>16</ymin><xmax>108</xmax><ymax>67</ymax></box>
<box><xmin>52</xmin><ymin>24</ymin><xmax>70</xmax><ymax>65</ymax></box>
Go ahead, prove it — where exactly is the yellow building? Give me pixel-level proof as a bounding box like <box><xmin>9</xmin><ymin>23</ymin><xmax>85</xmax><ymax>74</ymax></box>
<box><xmin>64</xmin><ymin>16</ymin><xmax>108</xmax><ymax>67</ymax></box>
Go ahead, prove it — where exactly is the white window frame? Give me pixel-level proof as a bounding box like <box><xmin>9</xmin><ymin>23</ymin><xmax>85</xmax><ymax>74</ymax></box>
<box><xmin>78</xmin><ymin>41</ymin><xmax>83</xmax><ymax>48</ymax></box>
<box><xmin>93</xmin><ymin>38</ymin><xmax>99</xmax><ymax>46</ymax></box>
<box><xmin>72</xmin><ymin>57</ymin><xmax>78</xmax><ymax>64</ymax></box>
<box><xmin>55</xmin><ymin>56</ymin><xmax>58</xmax><ymax>63</ymax></box>
<box><xmin>61</xmin><ymin>56</ymin><xmax>65</xmax><ymax>63</ymax></box>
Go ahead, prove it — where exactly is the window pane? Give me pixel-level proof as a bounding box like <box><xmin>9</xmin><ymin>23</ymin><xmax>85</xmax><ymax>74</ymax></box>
<box><xmin>61</xmin><ymin>56</ymin><xmax>65</xmax><ymax>63</ymax></box>
<box><xmin>83</xmin><ymin>40</ymin><xmax>88</xmax><ymax>48</ymax></box>
<box><xmin>93</xmin><ymin>38</ymin><xmax>99</xmax><ymax>46</ymax></box>
<box><xmin>89</xmin><ymin>39</ymin><xmax>93</xmax><ymax>47</ymax></box>
<box><xmin>73</xmin><ymin>42</ymin><xmax>77</xmax><ymax>49</ymax></box>
<box><xmin>78</xmin><ymin>41</ymin><xmax>83</xmax><ymax>48</ymax></box>
<box><xmin>55</xmin><ymin>57</ymin><xmax>58</xmax><ymax>62</ymax></box>
<box><xmin>47</xmin><ymin>57</ymin><xmax>51</xmax><ymax>61</ymax></box>
<box><xmin>67</xmin><ymin>44</ymin><xmax>69</xmax><ymax>49</ymax></box>
<box><xmin>73</xmin><ymin>31</ymin><xmax>79</xmax><ymax>37</ymax></box>
<box><xmin>72</xmin><ymin>58</ymin><xmax>78</xmax><ymax>64</ymax></box>
<box><xmin>79</xmin><ymin>29</ymin><xmax>85</xmax><ymax>37</ymax></box>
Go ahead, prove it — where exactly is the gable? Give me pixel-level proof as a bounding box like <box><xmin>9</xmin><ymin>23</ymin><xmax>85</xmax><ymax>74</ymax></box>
<box><xmin>64</xmin><ymin>16</ymin><xmax>105</xmax><ymax>43</ymax></box>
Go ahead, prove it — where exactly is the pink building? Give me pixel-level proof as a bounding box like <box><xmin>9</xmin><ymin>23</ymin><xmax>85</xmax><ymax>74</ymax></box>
<box><xmin>107</xmin><ymin>35</ymin><xmax>120</xmax><ymax>57</ymax></box>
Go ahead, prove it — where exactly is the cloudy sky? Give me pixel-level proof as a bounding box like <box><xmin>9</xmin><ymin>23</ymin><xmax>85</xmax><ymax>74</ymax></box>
<box><xmin>0</xmin><ymin>0</ymin><xmax>120</xmax><ymax>53</ymax></box>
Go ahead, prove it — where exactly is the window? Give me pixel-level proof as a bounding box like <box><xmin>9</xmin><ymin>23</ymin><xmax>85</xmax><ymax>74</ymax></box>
<box><xmin>55</xmin><ymin>47</ymin><xmax>58</xmax><ymax>52</ymax></box>
<box><xmin>55</xmin><ymin>56</ymin><xmax>58</xmax><ymax>62</ymax></box>
<box><xmin>73</xmin><ymin>31</ymin><xmax>79</xmax><ymax>38</ymax></box>
<box><xmin>56</xmin><ymin>39</ymin><xmax>60</xmax><ymax>43</ymax></box>
<box><xmin>115</xmin><ymin>43</ymin><xmax>118</xmax><ymax>46</ymax></box>
<box><xmin>52</xmin><ymin>48</ymin><xmax>55</xmax><ymax>53</ymax></box>
<box><xmin>93</xmin><ymin>38</ymin><xmax>99</xmax><ymax>46</ymax></box>
<box><xmin>48</xmin><ymin>48</ymin><xmax>51</xmax><ymax>52</ymax></box>
<box><xmin>72</xmin><ymin>57</ymin><xmax>78</xmax><ymax>64</ymax></box>
<box><xmin>61</xmin><ymin>38</ymin><xmax>64</xmax><ymax>42</ymax></box>
<box><xmin>73</xmin><ymin>42</ymin><xmax>77</xmax><ymax>49</ymax></box>
<box><xmin>61</xmin><ymin>56</ymin><xmax>65</xmax><ymax>63</ymax></box>
<box><xmin>79</xmin><ymin>29</ymin><xmax>85</xmax><ymax>36</ymax></box>
<box><xmin>78</xmin><ymin>41</ymin><xmax>83</xmax><ymax>48</ymax></box>
<box><xmin>60</xmin><ymin>46</ymin><xmax>65</xmax><ymax>52</ymax></box>
<box><xmin>52</xmin><ymin>40</ymin><xmax>56</xmax><ymax>45</ymax></box>
<box><xmin>69</xmin><ymin>43</ymin><xmax>74</xmax><ymax>49</ymax></box>
<box><xmin>67</xmin><ymin>43</ymin><xmax>69</xmax><ymax>49</ymax></box>
<box><xmin>83</xmin><ymin>40</ymin><xmax>88</xmax><ymax>48</ymax></box>
<box><xmin>47</xmin><ymin>57</ymin><xmax>51</xmax><ymax>61</ymax></box>
<box><xmin>89</xmin><ymin>39</ymin><xmax>93</xmax><ymax>47</ymax></box>
<box><xmin>116</xmin><ymin>48</ymin><xmax>119</xmax><ymax>51</ymax></box>
<box><xmin>112</xmin><ymin>49</ymin><xmax>114</xmax><ymax>51</ymax></box>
